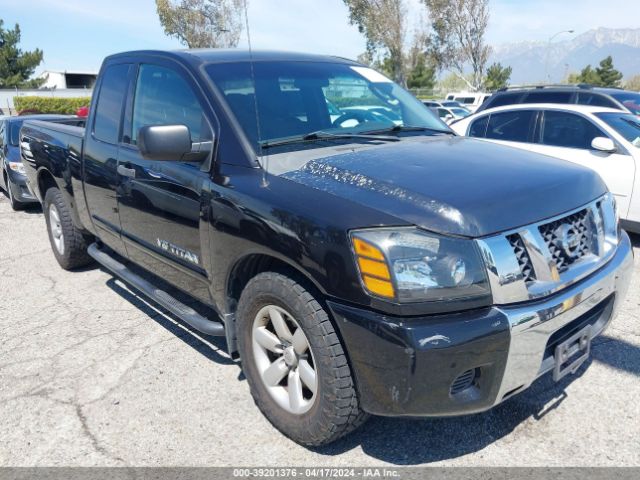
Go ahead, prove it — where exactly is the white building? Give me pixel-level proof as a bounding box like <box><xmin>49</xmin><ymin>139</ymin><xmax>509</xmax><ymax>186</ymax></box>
<box><xmin>38</xmin><ymin>70</ymin><xmax>98</xmax><ymax>90</ymax></box>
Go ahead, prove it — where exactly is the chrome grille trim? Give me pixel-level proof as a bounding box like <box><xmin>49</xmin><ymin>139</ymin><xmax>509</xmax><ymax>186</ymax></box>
<box><xmin>476</xmin><ymin>194</ymin><xmax>619</xmax><ymax>305</ymax></box>
<box><xmin>506</xmin><ymin>233</ymin><xmax>536</xmax><ymax>285</ymax></box>
<box><xmin>538</xmin><ymin>208</ymin><xmax>593</xmax><ymax>272</ymax></box>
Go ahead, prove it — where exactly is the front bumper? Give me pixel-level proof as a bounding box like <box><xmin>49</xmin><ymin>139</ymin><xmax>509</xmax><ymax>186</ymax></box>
<box><xmin>6</xmin><ymin>170</ymin><xmax>37</xmax><ymax>204</ymax></box>
<box><xmin>328</xmin><ymin>231</ymin><xmax>633</xmax><ymax>417</ymax></box>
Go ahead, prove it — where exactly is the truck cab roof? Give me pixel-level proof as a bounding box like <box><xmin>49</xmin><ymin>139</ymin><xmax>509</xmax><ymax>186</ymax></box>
<box><xmin>105</xmin><ymin>49</ymin><xmax>359</xmax><ymax>67</ymax></box>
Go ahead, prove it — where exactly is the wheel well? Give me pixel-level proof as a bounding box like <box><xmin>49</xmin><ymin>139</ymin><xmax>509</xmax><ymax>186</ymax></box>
<box><xmin>227</xmin><ymin>254</ymin><xmax>324</xmax><ymax>313</ymax></box>
<box><xmin>37</xmin><ymin>170</ymin><xmax>57</xmax><ymax>201</ymax></box>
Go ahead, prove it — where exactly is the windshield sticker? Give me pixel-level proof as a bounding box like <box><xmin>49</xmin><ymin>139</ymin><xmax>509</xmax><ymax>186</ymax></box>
<box><xmin>350</xmin><ymin>66</ymin><xmax>392</xmax><ymax>83</ymax></box>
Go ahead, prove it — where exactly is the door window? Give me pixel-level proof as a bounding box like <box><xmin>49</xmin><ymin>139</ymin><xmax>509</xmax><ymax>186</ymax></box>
<box><xmin>93</xmin><ymin>64</ymin><xmax>131</xmax><ymax>144</ymax></box>
<box><xmin>541</xmin><ymin>111</ymin><xmax>605</xmax><ymax>149</ymax></box>
<box><xmin>131</xmin><ymin>64</ymin><xmax>211</xmax><ymax>145</ymax></box>
<box><xmin>576</xmin><ymin>92</ymin><xmax>617</xmax><ymax>108</ymax></box>
<box><xmin>468</xmin><ymin>115</ymin><xmax>489</xmax><ymax>137</ymax></box>
<box><xmin>485</xmin><ymin>92</ymin><xmax>523</xmax><ymax>109</ymax></box>
<box><xmin>485</xmin><ymin>110</ymin><xmax>535</xmax><ymax>142</ymax></box>
<box><xmin>521</xmin><ymin>91</ymin><xmax>572</xmax><ymax>104</ymax></box>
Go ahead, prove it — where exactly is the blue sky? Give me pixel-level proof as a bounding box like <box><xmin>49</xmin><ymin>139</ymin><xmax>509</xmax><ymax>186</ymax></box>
<box><xmin>0</xmin><ymin>0</ymin><xmax>635</xmax><ymax>73</ymax></box>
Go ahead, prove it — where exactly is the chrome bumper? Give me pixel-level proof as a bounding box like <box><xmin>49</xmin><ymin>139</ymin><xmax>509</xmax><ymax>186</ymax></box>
<box><xmin>495</xmin><ymin>231</ymin><xmax>633</xmax><ymax>403</ymax></box>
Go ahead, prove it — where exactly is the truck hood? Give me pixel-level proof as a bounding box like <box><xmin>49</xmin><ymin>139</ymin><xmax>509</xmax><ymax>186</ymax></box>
<box><xmin>280</xmin><ymin>136</ymin><xmax>607</xmax><ymax>237</ymax></box>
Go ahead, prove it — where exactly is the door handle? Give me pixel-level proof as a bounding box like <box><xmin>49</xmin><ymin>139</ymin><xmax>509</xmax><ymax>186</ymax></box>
<box><xmin>117</xmin><ymin>164</ymin><xmax>136</xmax><ymax>178</ymax></box>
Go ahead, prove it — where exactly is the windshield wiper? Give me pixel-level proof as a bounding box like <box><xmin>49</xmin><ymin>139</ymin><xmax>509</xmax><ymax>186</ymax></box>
<box><xmin>260</xmin><ymin>131</ymin><xmax>399</xmax><ymax>149</ymax></box>
<box><xmin>363</xmin><ymin>125</ymin><xmax>455</xmax><ymax>136</ymax></box>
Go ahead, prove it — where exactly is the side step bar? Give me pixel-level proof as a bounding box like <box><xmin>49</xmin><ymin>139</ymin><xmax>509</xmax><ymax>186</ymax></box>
<box><xmin>88</xmin><ymin>243</ymin><xmax>225</xmax><ymax>336</ymax></box>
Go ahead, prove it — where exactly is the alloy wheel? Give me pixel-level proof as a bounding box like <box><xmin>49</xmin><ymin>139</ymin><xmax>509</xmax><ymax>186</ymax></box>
<box><xmin>251</xmin><ymin>305</ymin><xmax>318</xmax><ymax>415</ymax></box>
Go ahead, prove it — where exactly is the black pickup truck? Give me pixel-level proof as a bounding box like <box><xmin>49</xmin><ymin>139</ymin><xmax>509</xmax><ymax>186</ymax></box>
<box><xmin>20</xmin><ymin>49</ymin><xmax>633</xmax><ymax>446</ymax></box>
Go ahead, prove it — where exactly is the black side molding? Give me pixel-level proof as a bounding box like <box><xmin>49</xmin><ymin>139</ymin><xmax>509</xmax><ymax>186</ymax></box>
<box><xmin>87</xmin><ymin>243</ymin><xmax>225</xmax><ymax>336</ymax></box>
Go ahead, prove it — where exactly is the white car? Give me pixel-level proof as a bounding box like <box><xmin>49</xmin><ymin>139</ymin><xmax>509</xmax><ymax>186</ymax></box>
<box><xmin>451</xmin><ymin>103</ymin><xmax>640</xmax><ymax>232</ymax></box>
<box><xmin>430</xmin><ymin>106</ymin><xmax>471</xmax><ymax>124</ymax></box>
<box><xmin>444</xmin><ymin>92</ymin><xmax>492</xmax><ymax>112</ymax></box>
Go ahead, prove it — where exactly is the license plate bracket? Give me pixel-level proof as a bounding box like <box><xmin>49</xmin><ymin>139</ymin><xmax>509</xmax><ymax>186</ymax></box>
<box><xmin>553</xmin><ymin>325</ymin><xmax>591</xmax><ymax>382</ymax></box>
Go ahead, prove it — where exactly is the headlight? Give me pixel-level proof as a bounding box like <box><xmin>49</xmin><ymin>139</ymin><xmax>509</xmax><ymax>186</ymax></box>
<box><xmin>350</xmin><ymin>227</ymin><xmax>490</xmax><ymax>304</ymax></box>
<box><xmin>8</xmin><ymin>162</ymin><xmax>26</xmax><ymax>175</ymax></box>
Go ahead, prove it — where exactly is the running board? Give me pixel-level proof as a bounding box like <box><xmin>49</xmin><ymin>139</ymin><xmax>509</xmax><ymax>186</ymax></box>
<box><xmin>88</xmin><ymin>243</ymin><xmax>225</xmax><ymax>336</ymax></box>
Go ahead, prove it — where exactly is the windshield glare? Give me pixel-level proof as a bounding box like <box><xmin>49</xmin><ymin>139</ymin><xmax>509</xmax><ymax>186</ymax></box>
<box><xmin>206</xmin><ymin>61</ymin><xmax>448</xmax><ymax>151</ymax></box>
<box><xmin>611</xmin><ymin>92</ymin><xmax>640</xmax><ymax>115</ymax></box>
<box><xmin>596</xmin><ymin>112</ymin><xmax>640</xmax><ymax>147</ymax></box>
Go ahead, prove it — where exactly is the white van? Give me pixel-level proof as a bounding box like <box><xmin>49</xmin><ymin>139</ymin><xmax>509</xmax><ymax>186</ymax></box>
<box><xmin>445</xmin><ymin>91</ymin><xmax>492</xmax><ymax>113</ymax></box>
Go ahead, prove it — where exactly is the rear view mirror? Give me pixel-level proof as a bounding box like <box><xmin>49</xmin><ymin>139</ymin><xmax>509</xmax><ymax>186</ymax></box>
<box><xmin>591</xmin><ymin>136</ymin><xmax>616</xmax><ymax>153</ymax></box>
<box><xmin>138</xmin><ymin>125</ymin><xmax>192</xmax><ymax>160</ymax></box>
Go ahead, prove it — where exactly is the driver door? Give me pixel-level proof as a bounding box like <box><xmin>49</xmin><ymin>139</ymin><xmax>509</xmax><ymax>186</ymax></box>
<box><xmin>116</xmin><ymin>62</ymin><xmax>214</xmax><ymax>301</ymax></box>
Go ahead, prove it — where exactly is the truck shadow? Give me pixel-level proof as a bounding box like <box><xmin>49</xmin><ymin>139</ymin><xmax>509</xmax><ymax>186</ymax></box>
<box><xmin>104</xmin><ymin>274</ymin><xmax>236</xmax><ymax>368</ymax></box>
<box><xmin>312</xmin><ymin>333</ymin><xmax>640</xmax><ymax>464</ymax></box>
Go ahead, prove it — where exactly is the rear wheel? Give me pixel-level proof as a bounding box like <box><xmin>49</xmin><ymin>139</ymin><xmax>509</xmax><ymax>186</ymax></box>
<box><xmin>43</xmin><ymin>188</ymin><xmax>92</xmax><ymax>270</ymax></box>
<box><xmin>236</xmin><ymin>271</ymin><xmax>368</xmax><ymax>446</ymax></box>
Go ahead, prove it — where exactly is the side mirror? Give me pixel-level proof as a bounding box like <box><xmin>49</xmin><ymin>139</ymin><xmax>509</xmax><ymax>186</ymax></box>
<box><xmin>591</xmin><ymin>136</ymin><xmax>616</xmax><ymax>153</ymax></box>
<box><xmin>444</xmin><ymin>114</ymin><xmax>454</xmax><ymax>121</ymax></box>
<box><xmin>138</xmin><ymin>125</ymin><xmax>192</xmax><ymax>160</ymax></box>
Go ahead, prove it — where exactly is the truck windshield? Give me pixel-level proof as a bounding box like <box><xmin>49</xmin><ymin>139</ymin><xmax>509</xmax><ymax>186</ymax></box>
<box><xmin>206</xmin><ymin>61</ymin><xmax>448</xmax><ymax>152</ymax></box>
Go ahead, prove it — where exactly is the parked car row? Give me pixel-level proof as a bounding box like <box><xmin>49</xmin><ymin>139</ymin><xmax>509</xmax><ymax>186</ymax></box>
<box><xmin>451</xmin><ymin>86</ymin><xmax>640</xmax><ymax>232</ymax></box>
<box><xmin>0</xmin><ymin>114</ymin><xmax>86</xmax><ymax>210</ymax></box>
<box><xmin>477</xmin><ymin>84</ymin><xmax>640</xmax><ymax>115</ymax></box>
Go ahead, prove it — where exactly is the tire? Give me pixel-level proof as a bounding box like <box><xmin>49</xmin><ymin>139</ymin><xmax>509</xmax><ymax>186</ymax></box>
<box><xmin>236</xmin><ymin>271</ymin><xmax>368</xmax><ymax>446</ymax></box>
<box><xmin>4</xmin><ymin>174</ymin><xmax>23</xmax><ymax>211</ymax></box>
<box><xmin>43</xmin><ymin>187</ymin><xmax>92</xmax><ymax>270</ymax></box>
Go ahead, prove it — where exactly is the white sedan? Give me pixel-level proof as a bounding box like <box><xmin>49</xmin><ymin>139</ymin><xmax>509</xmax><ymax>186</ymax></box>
<box><xmin>451</xmin><ymin>103</ymin><xmax>640</xmax><ymax>232</ymax></box>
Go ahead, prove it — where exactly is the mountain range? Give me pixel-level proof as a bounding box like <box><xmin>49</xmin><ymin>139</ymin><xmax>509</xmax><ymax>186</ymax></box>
<box><xmin>491</xmin><ymin>27</ymin><xmax>640</xmax><ymax>84</ymax></box>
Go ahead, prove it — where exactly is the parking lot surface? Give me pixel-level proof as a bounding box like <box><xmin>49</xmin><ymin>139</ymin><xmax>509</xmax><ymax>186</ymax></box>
<box><xmin>1</xmin><ymin>195</ymin><xmax>639</xmax><ymax>467</ymax></box>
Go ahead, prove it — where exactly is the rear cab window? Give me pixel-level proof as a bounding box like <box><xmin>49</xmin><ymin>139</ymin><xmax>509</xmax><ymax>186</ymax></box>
<box><xmin>92</xmin><ymin>63</ymin><xmax>131</xmax><ymax>144</ymax></box>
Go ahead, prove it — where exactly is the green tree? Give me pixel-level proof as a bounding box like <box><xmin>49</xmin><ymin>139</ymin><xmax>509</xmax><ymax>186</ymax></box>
<box><xmin>568</xmin><ymin>65</ymin><xmax>601</xmax><ymax>85</ymax></box>
<box><xmin>437</xmin><ymin>72</ymin><xmax>472</xmax><ymax>92</ymax></box>
<box><xmin>596</xmin><ymin>55</ymin><xmax>623</xmax><ymax>87</ymax></box>
<box><xmin>407</xmin><ymin>53</ymin><xmax>436</xmax><ymax>89</ymax></box>
<box><xmin>483</xmin><ymin>62</ymin><xmax>512</xmax><ymax>91</ymax></box>
<box><xmin>156</xmin><ymin>0</ymin><xmax>243</xmax><ymax>48</ymax></box>
<box><xmin>0</xmin><ymin>20</ymin><xmax>44</xmax><ymax>88</ymax></box>
<box><xmin>343</xmin><ymin>0</ymin><xmax>409</xmax><ymax>85</ymax></box>
<box><xmin>422</xmin><ymin>0</ymin><xmax>491</xmax><ymax>91</ymax></box>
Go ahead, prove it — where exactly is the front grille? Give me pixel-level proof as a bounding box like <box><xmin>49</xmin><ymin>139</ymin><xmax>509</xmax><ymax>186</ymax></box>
<box><xmin>538</xmin><ymin>208</ymin><xmax>594</xmax><ymax>273</ymax></box>
<box><xmin>507</xmin><ymin>233</ymin><xmax>536</xmax><ymax>285</ymax></box>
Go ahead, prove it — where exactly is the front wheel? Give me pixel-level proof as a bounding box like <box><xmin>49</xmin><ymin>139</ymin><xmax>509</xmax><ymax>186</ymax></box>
<box><xmin>236</xmin><ymin>272</ymin><xmax>368</xmax><ymax>446</ymax></box>
<box><xmin>5</xmin><ymin>175</ymin><xmax>23</xmax><ymax>211</ymax></box>
<box><xmin>43</xmin><ymin>188</ymin><xmax>92</xmax><ymax>270</ymax></box>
